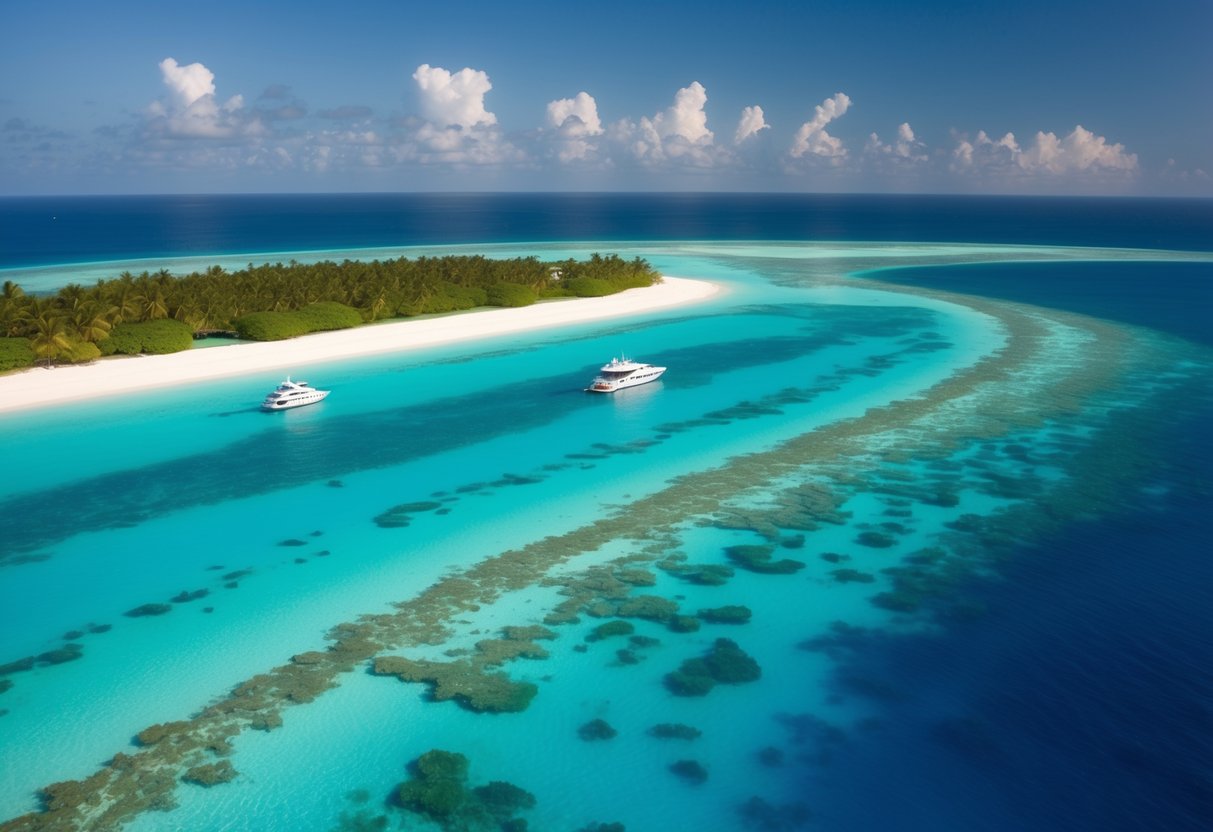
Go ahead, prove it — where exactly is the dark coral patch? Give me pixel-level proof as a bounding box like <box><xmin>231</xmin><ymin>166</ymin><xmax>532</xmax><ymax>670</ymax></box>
<box><xmin>578</xmin><ymin>719</ymin><xmax>617</xmax><ymax>741</ymax></box>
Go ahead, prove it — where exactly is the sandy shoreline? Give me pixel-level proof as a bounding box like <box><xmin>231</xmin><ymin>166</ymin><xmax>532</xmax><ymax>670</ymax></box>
<box><xmin>0</xmin><ymin>276</ymin><xmax>720</xmax><ymax>414</ymax></box>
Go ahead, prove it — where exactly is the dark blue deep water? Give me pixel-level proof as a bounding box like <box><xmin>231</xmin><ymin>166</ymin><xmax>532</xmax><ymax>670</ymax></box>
<box><xmin>839</xmin><ymin>250</ymin><xmax>1213</xmax><ymax>830</ymax></box>
<box><xmin>1</xmin><ymin>193</ymin><xmax>1211</xmax><ymax>269</ymax></box>
<box><xmin>813</xmin><ymin>397</ymin><xmax>1213</xmax><ymax>831</ymax></box>
<box><xmin>868</xmin><ymin>260</ymin><xmax>1213</xmax><ymax>346</ymax></box>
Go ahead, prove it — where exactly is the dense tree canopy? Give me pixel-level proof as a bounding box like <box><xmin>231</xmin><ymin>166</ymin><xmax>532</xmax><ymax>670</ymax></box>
<box><xmin>0</xmin><ymin>254</ymin><xmax>659</xmax><ymax>369</ymax></box>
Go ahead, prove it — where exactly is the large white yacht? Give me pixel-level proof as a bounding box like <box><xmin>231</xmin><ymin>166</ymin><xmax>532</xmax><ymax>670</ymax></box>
<box><xmin>586</xmin><ymin>356</ymin><xmax>667</xmax><ymax>393</ymax></box>
<box><xmin>261</xmin><ymin>377</ymin><xmax>330</xmax><ymax>411</ymax></box>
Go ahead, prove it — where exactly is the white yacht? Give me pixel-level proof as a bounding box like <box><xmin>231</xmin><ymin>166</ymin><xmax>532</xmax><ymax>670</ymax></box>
<box><xmin>586</xmin><ymin>356</ymin><xmax>666</xmax><ymax>393</ymax></box>
<box><xmin>261</xmin><ymin>377</ymin><xmax>330</xmax><ymax>411</ymax></box>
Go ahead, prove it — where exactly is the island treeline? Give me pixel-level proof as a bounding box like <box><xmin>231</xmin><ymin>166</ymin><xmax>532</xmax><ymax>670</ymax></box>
<box><xmin>0</xmin><ymin>253</ymin><xmax>660</xmax><ymax>371</ymax></box>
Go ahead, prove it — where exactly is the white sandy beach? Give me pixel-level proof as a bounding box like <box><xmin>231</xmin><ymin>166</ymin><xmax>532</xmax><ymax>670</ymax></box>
<box><xmin>0</xmin><ymin>276</ymin><xmax>720</xmax><ymax>414</ymax></box>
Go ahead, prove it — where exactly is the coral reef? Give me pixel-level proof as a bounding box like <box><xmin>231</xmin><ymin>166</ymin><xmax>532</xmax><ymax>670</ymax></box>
<box><xmin>372</xmin><ymin>656</ymin><xmax>538</xmax><ymax>713</ymax></box>
<box><xmin>656</xmin><ymin>558</ymin><xmax>735</xmax><ymax>586</ymax></box>
<box><xmin>756</xmin><ymin>746</ymin><xmax>785</xmax><ymax>767</ymax></box>
<box><xmin>578</xmin><ymin>719</ymin><xmax>617</xmax><ymax>741</ymax></box>
<box><xmin>395</xmin><ymin>749</ymin><xmax>536</xmax><ymax>830</ymax></box>
<box><xmin>182</xmin><ymin>761</ymin><xmax>236</xmax><ymax>787</ymax></box>
<box><xmin>170</xmin><ymin>589</ymin><xmax>209</xmax><ymax>603</ymax></box>
<box><xmin>472</xmin><ymin>780</ymin><xmax>536</xmax><ymax>821</ymax></box>
<box><xmin>665</xmin><ymin>639</ymin><xmax>761</xmax><ymax>696</ymax></box>
<box><xmin>738</xmin><ymin>796</ymin><xmax>812</xmax><ymax>830</ymax></box>
<box><xmin>648</xmin><ymin>723</ymin><xmax>702</xmax><ymax>740</ymax></box>
<box><xmin>124</xmin><ymin>603</ymin><xmax>172</xmax><ymax>617</ymax></box>
<box><xmin>500</xmin><ymin>625</ymin><xmax>557</xmax><ymax>642</ymax></box>
<box><xmin>855</xmin><ymin>531</ymin><xmax>897</xmax><ymax>548</ymax></box>
<box><xmin>614</xmin><ymin>595</ymin><xmax>679</xmax><ymax>622</ymax></box>
<box><xmin>667</xmin><ymin>616</ymin><xmax>701</xmax><ymax>634</ymax></box>
<box><xmin>585</xmin><ymin>621</ymin><xmax>635</xmax><ymax>642</ymax></box>
<box><xmin>374</xmin><ymin>501</ymin><xmax>444</xmax><ymax>528</ymax></box>
<box><xmin>697</xmin><ymin>605</ymin><xmax>752</xmax><ymax>624</ymax></box>
<box><xmin>668</xmin><ymin>760</ymin><xmax>708</xmax><ymax>785</ymax></box>
<box><xmin>397</xmin><ymin>750</ymin><xmax>469</xmax><ymax>821</ymax></box>
<box><xmin>830</xmin><ymin>569</ymin><xmax>875</xmax><ymax>584</ymax></box>
<box><xmin>724</xmin><ymin>545</ymin><xmax>805</xmax><ymax>574</ymax></box>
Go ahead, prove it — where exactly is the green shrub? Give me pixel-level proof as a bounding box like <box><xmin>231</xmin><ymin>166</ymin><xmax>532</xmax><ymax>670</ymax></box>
<box><xmin>437</xmin><ymin>283</ymin><xmax>488</xmax><ymax>310</ymax></box>
<box><xmin>566</xmin><ymin>277</ymin><xmax>616</xmax><ymax>297</ymax></box>
<box><xmin>295</xmin><ymin>301</ymin><xmax>363</xmax><ymax>331</ymax></box>
<box><xmin>0</xmin><ymin>338</ymin><xmax>35</xmax><ymax>372</ymax></box>
<box><xmin>99</xmin><ymin>320</ymin><xmax>194</xmax><ymax>355</ymax></box>
<box><xmin>237</xmin><ymin>303</ymin><xmax>364</xmax><ymax>339</ymax></box>
<box><xmin>485</xmin><ymin>282</ymin><xmax>537</xmax><ymax>308</ymax></box>
<box><xmin>64</xmin><ymin>340</ymin><xmax>102</xmax><ymax>364</ymax></box>
<box><xmin>234</xmin><ymin>311</ymin><xmax>311</xmax><ymax>341</ymax></box>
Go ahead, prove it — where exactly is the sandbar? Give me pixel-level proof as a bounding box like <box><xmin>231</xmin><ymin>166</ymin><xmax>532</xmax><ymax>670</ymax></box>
<box><xmin>0</xmin><ymin>276</ymin><xmax>720</xmax><ymax>414</ymax></box>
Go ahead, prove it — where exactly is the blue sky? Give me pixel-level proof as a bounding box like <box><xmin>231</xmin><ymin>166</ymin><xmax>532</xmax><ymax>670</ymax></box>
<box><xmin>2</xmin><ymin>0</ymin><xmax>1209</xmax><ymax>195</ymax></box>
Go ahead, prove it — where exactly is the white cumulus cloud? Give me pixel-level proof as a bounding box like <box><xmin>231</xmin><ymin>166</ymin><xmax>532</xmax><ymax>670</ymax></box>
<box><xmin>612</xmin><ymin>81</ymin><xmax>725</xmax><ymax>168</ymax></box>
<box><xmin>734</xmin><ymin>105</ymin><xmax>768</xmax><ymax>144</ymax></box>
<box><xmin>789</xmin><ymin>93</ymin><xmax>852</xmax><ymax>164</ymax></box>
<box><xmin>547</xmin><ymin>92</ymin><xmax>603</xmax><ymax>136</ymax></box>
<box><xmin>865</xmin><ymin>122</ymin><xmax>928</xmax><ymax>169</ymax></box>
<box><xmin>412</xmin><ymin>64</ymin><xmax>497</xmax><ymax>129</ymax></box>
<box><xmin>545</xmin><ymin>92</ymin><xmax>604</xmax><ymax>162</ymax></box>
<box><xmin>403</xmin><ymin>64</ymin><xmax>518</xmax><ymax>166</ymax></box>
<box><xmin>952</xmin><ymin>125</ymin><xmax>1137</xmax><ymax>180</ymax></box>
<box><xmin>657</xmin><ymin>81</ymin><xmax>712</xmax><ymax>145</ymax></box>
<box><xmin>159</xmin><ymin>58</ymin><xmax>216</xmax><ymax>108</ymax></box>
<box><xmin>147</xmin><ymin>58</ymin><xmax>257</xmax><ymax>140</ymax></box>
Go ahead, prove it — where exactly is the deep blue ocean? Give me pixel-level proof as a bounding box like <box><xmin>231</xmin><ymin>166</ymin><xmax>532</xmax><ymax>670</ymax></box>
<box><xmin>2</xmin><ymin>193</ymin><xmax>1212</xmax><ymax>270</ymax></box>
<box><xmin>0</xmin><ymin>194</ymin><xmax>1209</xmax><ymax>832</ymax></box>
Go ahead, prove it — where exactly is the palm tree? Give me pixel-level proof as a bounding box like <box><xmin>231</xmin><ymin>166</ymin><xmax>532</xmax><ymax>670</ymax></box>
<box><xmin>29</xmin><ymin>305</ymin><xmax>71</xmax><ymax>367</ymax></box>
<box><xmin>105</xmin><ymin>281</ymin><xmax>141</xmax><ymax>324</ymax></box>
<box><xmin>71</xmin><ymin>300</ymin><xmax>114</xmax><ymax>343</ymax></box>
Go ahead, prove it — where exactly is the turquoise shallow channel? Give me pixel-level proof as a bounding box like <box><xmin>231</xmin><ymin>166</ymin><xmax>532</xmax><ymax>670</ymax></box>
<box><xmin>0</xmin><ymin>240</ymin><xmax>1210</xmax><ymax>832</ymax></box>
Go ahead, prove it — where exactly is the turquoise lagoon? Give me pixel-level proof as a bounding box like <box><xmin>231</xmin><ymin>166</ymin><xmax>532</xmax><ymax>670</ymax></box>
<box><xmin>0</xmin><ymin>241</ymin><xmax>1210</xmax><ymax>831</ymax></box>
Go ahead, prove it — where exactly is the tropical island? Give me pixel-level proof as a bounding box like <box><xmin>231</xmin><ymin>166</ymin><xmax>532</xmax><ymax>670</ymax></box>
<box><xmin>0</xmin><ymin>253</ymin><xmax>662</xmax><ymax>371</ymax></box>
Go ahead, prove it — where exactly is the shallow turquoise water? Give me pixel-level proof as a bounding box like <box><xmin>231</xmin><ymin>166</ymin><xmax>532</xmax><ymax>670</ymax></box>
<box><xmin>0</xmin><ymin>242</ymin><xmax>1209</xmax><ymax>832</ymax></box>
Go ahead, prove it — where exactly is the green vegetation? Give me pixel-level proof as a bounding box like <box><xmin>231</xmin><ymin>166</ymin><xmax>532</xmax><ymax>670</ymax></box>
<box><xmin>484</xmin><ymin>282</ymin><xmax>537</xmax><ymax>308</ymax></box>
<box><xmin>0</xmin><ymin>253</ymin><xmax>659</xmax><ymax>368</ymax></box>
<box><xmin>99</xmin><ymin>319</ymin><xmax>194</xmax><ymax>355</ymax></box>
<box><xmin>233</xmin><ymin>301</ymin><xmax>363</xmax><ymax>341</ymax></box>
<box><xmin>0</xmin><ymin>337</ymin><xmax>35</xmax><ymax>371</ymax></box>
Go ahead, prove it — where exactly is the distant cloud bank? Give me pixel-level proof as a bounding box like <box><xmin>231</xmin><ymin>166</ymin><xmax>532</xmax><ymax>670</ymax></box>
<box><xmin>3</xmin><ymin>56</ymin><xmax>1169</xmax><ymax>193</ymax></box>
